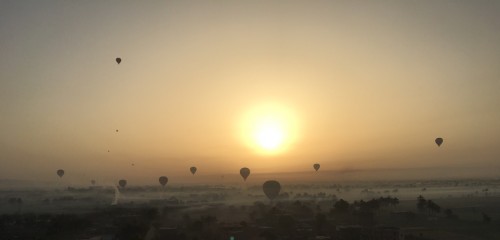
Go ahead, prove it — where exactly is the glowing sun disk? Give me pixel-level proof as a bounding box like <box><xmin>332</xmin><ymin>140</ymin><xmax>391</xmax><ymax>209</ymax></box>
<box><xmin>254</xmin><ymin>120</ymin><xmax>285</xmax><ymax>150</ymax></box>
<box><xmin>240</xmin><ymin>103</ymin><xmax>299</xmax><ymax>155</ymax></box>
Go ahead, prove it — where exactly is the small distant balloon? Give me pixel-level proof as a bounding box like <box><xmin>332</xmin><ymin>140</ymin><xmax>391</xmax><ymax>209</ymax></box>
<box><xmin>116</xmin><ymin>129</ymin><xmax>119</xmax><ymax>132</ymax></box>
<box><xmin>313</xmin><ymin>163</ymin><xmax>320</xmax><ymax>172</ymax></box>
<box><xmin>159</xmin><ymin>176</ymin><xmax>168</xmax><ymax>187</ymax></box>
<box><xmin>435</xmin><ymin>137</ymin><xmax>444</xmax><ymax>147</ymax></box>
<box><xmin>91</xmin><ymin>179</ymin><xmax>96</xmax><ymax>185</ymax></box>
<box><xmin>118</xmin><ymin>179</ymin><xmax>127</xmax><ymax>188</ymax></box>
<box><xmin>190</xmin><ymin>167</ymin><xmax>197</xmax><ymax>175</ymax></box>
<box><xmin>263</xmin><ymin>180</ymin><xmax>281</xmax><ymax>201</ymax></box>
<box><xmin>56</xmin><ymin>169</ymin><xmax>64</xmax><ymax>178</ymax></box>
<box><xmin>116</xmin><ymin>58</ymin><xmax>121</xmax><ymax>64</ymax></box>
<box><xmin>240</xmin><ymin>167</ymin><xmax>250</xmax><ymax>181</ymax></box>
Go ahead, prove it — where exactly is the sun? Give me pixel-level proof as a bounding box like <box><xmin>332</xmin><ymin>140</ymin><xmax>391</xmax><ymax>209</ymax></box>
<box><xmin>254</xmin><ymin>117</ymin><xmax>285</xmax><ymax>150</ymax></box>
<box><xmin>240</xmin><ymin>103</ymin><xmax>299</xmax><ymax>154</ymax></box>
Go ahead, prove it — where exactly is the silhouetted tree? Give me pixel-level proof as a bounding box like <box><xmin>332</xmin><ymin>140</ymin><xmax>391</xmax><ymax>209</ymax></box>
<box><xmin>391</xmin><ymin>197</ymin><xmax>400</xmax><ymax>207</ymax></box>
<box><xmin>417</xmin><ymin>195</ymin><xmax>426</xmax><ymax>212</ymax></box>
<box><xmin>427</xmin><ymin>200</ymin><xmax>441</xmax><ymax>214</ymax></box>
<box><xmin>279</xmin><ymin>192</ymin><xmax>290</xmax><ymax>199</ymax></box>
<box><xmin>291</xmin><ymin>200</ymin><xmax>313</xmax><ymax>218</ymax></box>
<box><xmin>364</xmin><ymin>199</ymin><xmax>380</xmax><ymax>211</ymax></box>
<box><xmin>444</xmin><ymin>209</ymin><xmax>458</xmax><ymax>219</ymax></box>
<box><xmin>332</xmin><ymin>194</ymin><xmax>338</xmax><ymax>203</ymax></box>
<box><xmin>333</xmin><ymin>199</ymin><xmax>350</xmax><ymax>214</ymax></box>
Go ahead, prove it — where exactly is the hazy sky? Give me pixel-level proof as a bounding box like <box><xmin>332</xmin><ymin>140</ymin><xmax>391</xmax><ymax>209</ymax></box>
<box><xmin>1</xmin><ymin>1</ymin><xmax>500</xmax><ymax>184</ymax></box>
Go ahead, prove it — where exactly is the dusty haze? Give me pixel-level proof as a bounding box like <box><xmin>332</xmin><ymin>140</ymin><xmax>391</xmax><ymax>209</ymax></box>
<box><xmin>1</xmin><ymin>1</ymin><xmax>500</xmax><ymax>184</ymax></box>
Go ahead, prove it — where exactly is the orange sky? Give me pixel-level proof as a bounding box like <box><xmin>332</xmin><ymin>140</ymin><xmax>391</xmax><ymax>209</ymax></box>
<box><xmin>1</xmin><ymin>1</ymin><xmax>500</xmax><ymax>184</ymax></box>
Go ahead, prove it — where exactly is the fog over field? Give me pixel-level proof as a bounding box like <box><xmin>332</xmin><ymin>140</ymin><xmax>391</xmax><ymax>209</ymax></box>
<box><xmin>2</xmin><ymin>166</ymin><xmax>500</xmax><ymax>189</ymax></box>
<box><xmin>2</xmin><ymin>176</ymin><xmax>500</xmax><ymax>239</ymax></box>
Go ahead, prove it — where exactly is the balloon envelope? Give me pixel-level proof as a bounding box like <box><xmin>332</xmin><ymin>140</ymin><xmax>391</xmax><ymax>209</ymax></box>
<box><xmin>159</xmin><ymin>176</ymin><xmax>168</xmax><ymax>187</ymax></box>
<box><xmin>116</xmin><ymin>58</ymin><xmax>121</xmax><ymax>64</ymax></box>
<box><xmin>56</xmin><ymin>169</ymin><xmax>64</xmax><ymax>178</ymax></box>
<box><xmin>240</xmin><ymin>167</ymin><xmax>250</xmax><ymax>181</ymax></box>
<box><xmin>118</xmin><ymin>179</ymin><xmax>127</xmax><ymax>188</ymax></box>
<box><xmin>435</xmin><ymin>137</ymin><xmax>444</xmax><ymax>147</ymax></box>
<box><xmin>190</xmin><ymin>167</ymin><xmax>197</xmax><ymax>175</ymax></box>
<box><xmin>263</xmin><ymin>180</ymin><xmax>281</xmax><ymax>200</ymax></box>
<box><xmin>313</xmin><ymin>163</ymin><xmax>320</xmax><ymax>171</ymax></box>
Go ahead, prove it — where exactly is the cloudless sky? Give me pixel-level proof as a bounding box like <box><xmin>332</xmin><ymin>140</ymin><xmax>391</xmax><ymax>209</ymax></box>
<box><xmin>1</xmin><ymin>1</ymin><xmax>500</xmax><ymax>184</ymax></box>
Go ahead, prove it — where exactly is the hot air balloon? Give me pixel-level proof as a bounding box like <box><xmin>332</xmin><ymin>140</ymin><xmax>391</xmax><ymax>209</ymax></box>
<box><xmin>91</xmin><ymin>179</ymin><xmax>96</xmax><ymax>185</ymax></box>
<box><xmin>313</xmin><ymin>163</ymin><xmax>320</xmax><ymax>172</ymax></box>
<box><xmin>116</xmin><ymin>58</ymin><xmax>121</xmax><ymax>64</ymax></box>
<box><xmin>263</xmin><ymin>180</ymin><xmax>281</xmax><ymax>201</ymax></box>
<box><xmin>118</xmin><ymin>179</ymin><xmax>127</xmax><ymax>188</ymax></box>
<box><xmin>190</xmin><ymin>167</ymin><xmax>197</xmax><ymax>175</ymax></box>
<box><xmin>435</xmin><ymin>137</ymin><xmax>443</xmax><ymax>147</ymax></box>
<box><xmin>240</xmin><ymin>167</ymin><xmax>250</xmax><ymax>181</ymax></box>
<box><xmin>56</xmin><ymin>169</ymin><xmax>64</xmax><ymax>178</ymax></box>
<box><xmin>159</xmin><ymin>176</ymin><xmax>168</xmax><ymax>187</ymax></box>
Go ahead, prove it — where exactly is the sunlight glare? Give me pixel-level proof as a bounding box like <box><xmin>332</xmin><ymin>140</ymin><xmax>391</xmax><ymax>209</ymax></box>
<box><xmin>240</xmin><ymin>103</ymin><xmax>299</xmax><ymax>155</ymax></box>
<box><xmin>254</xmin><ymin>118</ymin><xmax>285</xmax><ymax>150</ymax></box>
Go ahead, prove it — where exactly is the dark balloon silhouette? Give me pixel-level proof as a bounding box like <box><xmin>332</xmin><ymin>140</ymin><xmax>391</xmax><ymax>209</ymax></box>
<box><xmin>118</xmin><ymin>179</ymin><xmax>127</xmax><ymax>188</ymax></box>
<box><xmin>56</xmin><ymin>169</ymin><xmax>64</xmax><ymax>178</ymax></box>
<box><xmin>435</xmin><ymin>137</ymin><xmax>444</xmax><ymax>147</ymax></box>
<box><xmin>91</xmin><ymin>179</ymin><xmax>96</xmax><ymax>185</ymax></box>
<box><xmin>116</xmin><ymin>129</ymin><xmax>119</xmax><ymax>132</ymax></box>
<box><xmin>313</xmin><ymin>163</ymin><xmax>320</xmax><ymax>172</ymax></box>
<box><xmin>159</xmin><ymin>176</ymin><xmax>168</xmax><ymax>187</ymax></box>
<box><xmin>263</xmin><ymin>180</ymin><xmax>281</xmax><ymax>201</ymax></box>
<box><xmin>240</xmin><ymin>167</ymin><xmax>250</xmax><ymax>181</ymax></box>
<box><xmin>116</xmin><ymin>58</ymin><xmax>121</xmax><ymax>64</ymax></box>
<box><xmin>190</xmin><ymin>167</ymin><xmax>197</xmax><ymax>175</ymax></box>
